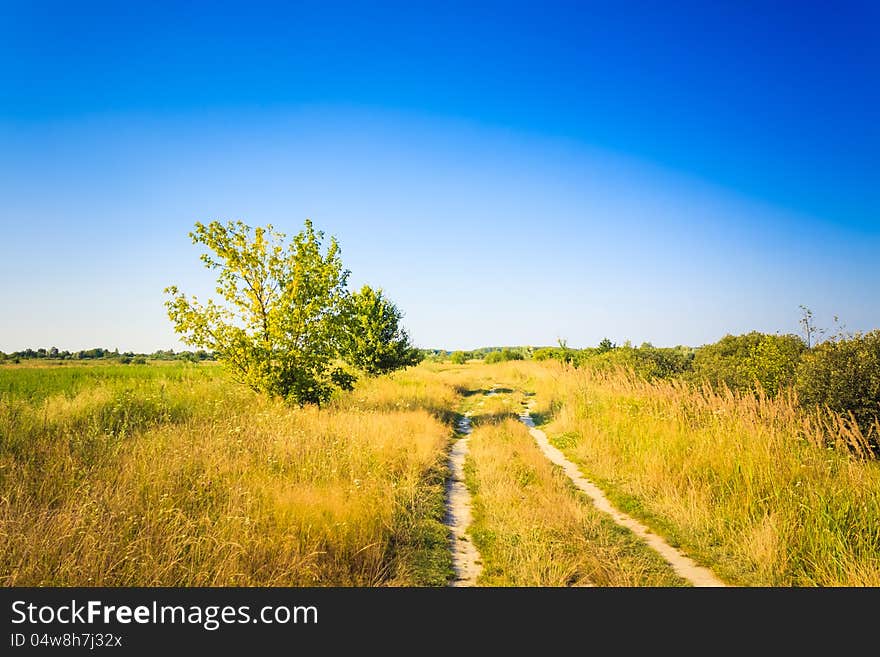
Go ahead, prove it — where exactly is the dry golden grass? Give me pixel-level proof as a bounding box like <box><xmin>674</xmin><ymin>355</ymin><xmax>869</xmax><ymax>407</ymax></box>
<box><xmin>464</xmin><ymin>416</ymin><xmax>686</xmax><ymax>586</ymax></box>
<box><xmin>330</xmin><ymin>361</ymin><xmax>460</xmax><ymax>422</ymax></box>
<box><xmin>7</xmin><ymin>355</ymin><xmax>877</xmax><ymax>588</ymax></box>
<box><xmin>522</xmin><ymin>362</ymin><xmax>880</xmax><ymax>586</ymax></box>
<box><xmin>0</xmin><ymin>363</ymin><xmax>453</xmax><ymax>586</ymax></box>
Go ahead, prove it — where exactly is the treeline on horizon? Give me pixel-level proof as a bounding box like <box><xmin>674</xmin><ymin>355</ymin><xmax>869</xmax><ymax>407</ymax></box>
<box><xmin>433</xmin><ymin>328</ymin><xmax>880</xmax><ymax>446</ymax></box>
<box><xmin>4</xmin><ymin>327</ymin><xmax>879</xmax><ymax>446</ymax></box>
<box><xmin>0</xmin><ymin>346</ymin><xmax>214</xmax><ymax>364</ymax></box>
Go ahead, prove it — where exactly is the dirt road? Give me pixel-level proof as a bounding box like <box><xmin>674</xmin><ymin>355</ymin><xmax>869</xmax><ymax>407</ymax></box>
<box><xmin>444</xmin><ymin>412</ymin><xmax>483</xmax><ymax>586</ymax></box>
<box><xmin>518</xmin><ymin>400</ymin><xmax>725</xmax><ymax>587</ymax></box>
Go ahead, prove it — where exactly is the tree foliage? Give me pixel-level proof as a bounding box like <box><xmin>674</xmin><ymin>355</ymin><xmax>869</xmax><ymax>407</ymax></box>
<box><xmin>165</xmin><ymin>219</ymin><xmax>353</xmax><ymax>406</ymax></box>
<box><xmin>690</xmin><ymin>332</ymin><xmax>805</xmax><ymax>395</ymax></box>
<box><xmin>590</xmin><ymin>343</ymin><xmax>694</xmax><ymax>380</ymax></box>
<box><xmin>342</xmin><ymin>285</ymin><xmax>422</xmax><ymax>376</ymax></box>
<box><xmin>597</xmin><ymin>337</ymin><xmax>616</xmax><ymax>353</ymax></box>
<box><xmin>484</xmin><ymin>348</ymin><xmax>525</xmax><ymax>364</ymax></box>
<box><xmin>796</xmin><ymin>331</ymin><xmax>880</xmax><ymax>438</ymax></box>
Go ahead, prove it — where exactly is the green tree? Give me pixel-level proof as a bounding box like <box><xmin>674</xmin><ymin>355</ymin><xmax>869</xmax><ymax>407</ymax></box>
<box><xmin>343</xmin><ymin>285</ymin><xmax>422</xmax><ymax>376</ymax></box>
<box><xmin>450</xmin><ymin>351</ymin><xmax>469</xmax><ymax>364</ymax></box>
<box><xmin>165</xmin><ymin>219</ymin><xmax>352</xmax><ymax>406</ymax></box>
<box><xmin>597</xmin><ymin>337</ymin><xmax>615</xmax><ymax>353</ymax></box>
<box><xmin>586</xmin><ymin>343</ymin><xmax>694</xmax><ymax>381</ymax></box>
<box><xmin>556</xmin><ymin>338</ymin><xmax>575</xmax><ymax>364</ymax></box>
<box><xmin>743</xmin><ymin>335</ymin><xmax>804</xmax><ymax>396</ymax></box>
<box><xmin>691</xmin><ymin>332</ymin><xmax>804</xmax><ymax>395</ymax></box>
<box><xmin>531</xmin><ymin>347</ymin><xmax>557</xmax><ymax>361</ymax></box>
<box><xmin>485</xmin><ymin>348</ymin><xmax>525</xmax><ymax>364</ymax></box>
<box><xmin>796</xmin><ymin>330</ymin><xmax>880</xmax><ymax>442</ymax></box>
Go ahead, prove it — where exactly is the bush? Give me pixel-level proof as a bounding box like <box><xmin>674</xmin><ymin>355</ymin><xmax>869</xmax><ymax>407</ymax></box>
<box><xmin>450</xmin><ymin>351</ymin><xmax>469</xmax><ymax>364</ymax></box>
<box><xmin>796</xmin><ymin>331</ymin><xmax>880</xmax><ymax>439</ymax></box>
<box><xmin>484</xmin><ymin>348</ymin><xmax>525</xmax><ymax>364</ymax></box>
<box><xmin>597</xmin><ymin>337</ymin><xmax>615</xmax><ymax>353</ymax></box>
<box><xmin>483</xmin><ymin>351</ymin><xmax>503</xmax><ymax>364</ymax></box>
<box><xmin>532</xmin><ymin>347</ymin><xmax>558</xmax><ymax>361</ymax></box>
<box><xmin>577</xmin><ymin>343</ymin><xmax>693</xmax><ymax>380</ymax></box>
<box><xmin>691</xmin><ymin>332</ymin><xmax>805</xmax><ymax>395</ymax></box>
<box><xmin>532</xmin><ymin>345</ymin><xmax>576</xmax><ymax>364</ymax></box>
<box><xmin>629</xmin><ymin>344</ymin><xmax>694</xmax><ymax>379</ymax></box>
<box><xmin>131</xmin><ymin>357</ymin><xmax>147</xmax><ymax>365</ymax></box>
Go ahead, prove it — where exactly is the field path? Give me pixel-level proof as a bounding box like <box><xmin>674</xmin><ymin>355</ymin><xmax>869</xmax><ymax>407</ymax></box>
<box><xmin>444</xmin><ymin>412</ymin><xmax>483</xmax><ymax>586</ymax></box>
<box><xmin>518</xmin><ymin>400</ymin><xmax>726</xmax><ymax>587</ymax></box>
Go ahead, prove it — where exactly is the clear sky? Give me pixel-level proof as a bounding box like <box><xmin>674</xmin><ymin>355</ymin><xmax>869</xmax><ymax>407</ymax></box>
<box><xmin>2</xmin><ymin>0</ymin><xmax>878</xmax><ymax>352</ymax></box>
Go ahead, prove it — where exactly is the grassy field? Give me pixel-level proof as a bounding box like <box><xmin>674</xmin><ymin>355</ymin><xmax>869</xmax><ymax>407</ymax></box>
<box><xmin>0</xmin><ymin>361</ymin><xmax>455</xmax><ymax>585</ymax></box>
<box><xmin>442</xmin><ymin>367</ymin><xmax>687</xmax><ymax>586</ymax></box>
<box><xmin>3</xmin><ymin>358</ymin><xmax>880</xmax><ymax>586</ymax></box>
<box><xmin>0</xmin><ymin>360</ymin><xmax>213</xmax><ymax>403</ymax></box>
<box><xmin>504</xmin><ymin>360</ymin><xmax>880</xmax><ymax>586</ymax></box>
<box><xmin>464</xmin><ymin>414</ymin><xmax>687</xmax><ymax>586</ymax></box>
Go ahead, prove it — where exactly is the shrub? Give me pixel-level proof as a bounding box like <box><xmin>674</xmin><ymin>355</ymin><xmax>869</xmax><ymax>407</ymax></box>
<box><xmin>484</xmin><ymin>348</ymin><xmax>525</xmax><ymax>364</ymax></box>
<box><xmin>630</xmin><ymin>345</ymin><xmax>694</xmax><ymax>379</ymax></box>
<box><xmin>597</xmin><ymin>337</ymin><xmax>615</xmax><ymax>353</ymax></box>
<box><xmin>532</xmin><ymin>347</ymin><xmax>558</xmax><ymax>361</ymax></box>
<box><xmin>796</xmin><ymin>331</ymin><xmax>880</xmax><ymax>440</ymax></box>
<box><xmin>578</xmin><ymin>343</ymin><xmax>693</xmax><ymax>380</ymax></box>
<box><xmin>533</xmin><ymin>345</ymin><xmax>577</xmax><ymax>364</ymax></box>
<box><xmin>450</xmin><ymin>351</ymin><xmax>469</xmax><ymax>364</ymax></box>
<box><xmin>691</xmin><ymin>332</ymin><xmax>805</xmax><ymax>395</ymax></box>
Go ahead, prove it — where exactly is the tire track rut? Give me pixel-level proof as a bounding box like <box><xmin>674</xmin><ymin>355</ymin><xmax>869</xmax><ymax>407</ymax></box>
<box><xmin>517</xmin><ymin>398</ymin><xmax>726</xmax><ymax>587</ymax></box>
<box><xmin>444</xmin><ymin>412</ymin><xmax>482</xmax><ymax>586</ymax></box>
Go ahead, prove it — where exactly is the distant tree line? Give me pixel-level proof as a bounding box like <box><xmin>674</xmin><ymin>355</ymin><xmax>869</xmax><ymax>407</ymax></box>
<box><xmin>533</xmin><ymin>330</ymin><xmax>879</xmax><ymax>453</ymax></box>
<box><xmin>0</xmin><ymin>347</ymin><xmax>215</xmax><ymax>365</ymax></box>
<box><xmin>424</xmin><ymin>346</ymin><xmax>531</xmax><ymax>364</ymax></box>
<box><xmin>434</xmin><ymin>312</ymin><xmax>880</xmax><ymax>453</ymax></box>
<box><xmin>528</xmin><ymin>328</ymin><xmax>878</xmax><ymax>424</ymax></box>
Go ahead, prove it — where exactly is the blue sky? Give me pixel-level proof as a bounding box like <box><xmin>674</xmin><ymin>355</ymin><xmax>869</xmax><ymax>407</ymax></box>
<box><xmin>2</xmin><ymin>1</ymin><xmax>878</xmax><ymax>352</ymax></box>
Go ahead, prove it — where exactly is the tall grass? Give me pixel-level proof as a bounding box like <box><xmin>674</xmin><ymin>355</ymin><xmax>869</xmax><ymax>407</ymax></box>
<box><xmin>531</xmin><ymin>363</ymin><xmax>880</xmax><ymax>586</ymax></box>
<box><xmin>330</xmin><ymin>361</ymin><xmax>460</xmax><ymax>423</ymax></box>
<box><xmin>8</xmin><ymin>356</ymin><xmax>877</xmax><ymax>587</ymax></box>
<box><xmin>465</xmin><ymin>417</ymin><xmax>686</xmax><ymax>586</ymax></box>
<box><xmin>0</xmin><ymin>363</ymin><xmax>454</xmax><ymax>586</ymax></box>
